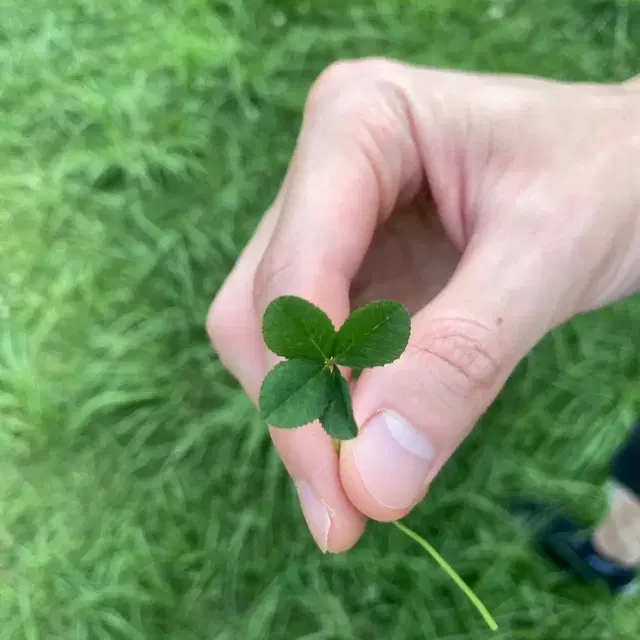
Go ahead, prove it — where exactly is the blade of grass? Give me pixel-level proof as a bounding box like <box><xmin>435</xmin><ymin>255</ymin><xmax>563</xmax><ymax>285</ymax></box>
<box><xmin>392</xmin><ymin>520</ymin><xmax>499</xmax><ymax>632</ymax></box>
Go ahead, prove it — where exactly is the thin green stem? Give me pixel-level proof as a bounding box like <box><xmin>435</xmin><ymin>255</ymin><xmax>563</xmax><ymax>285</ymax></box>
<box><xmin>392</xmin><ymin>520</ymin><xmax>498</xmax><ymax>632</ymax></box>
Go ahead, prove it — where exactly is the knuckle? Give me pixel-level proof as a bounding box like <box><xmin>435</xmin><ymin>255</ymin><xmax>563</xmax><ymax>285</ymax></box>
<box><xmin>308</xmin><ymin>60</ymin><xmax>359</xmax><ymax>104</ymax></box>
<box><xmin>304</xmin><ymin>60</ymin><xmax>415</xmax><ymax>216</ymax></box>
<box><xmin>206</xmin><ymin>290</ymin><xmax>232</xmax><ymax>350</ymax></box>
<box><xmin>305</xmin><ymin>61</ymin><xmax>356</xmax><ymax>115</ymax></box>
<box><xmin>410</xmin><ymin>318</ymin><xmax>502</xmax><ymax>401</ymax></box>
<box><xmin>207</xmin><ymin>284</ymin><xmax>252</xmax><ymax>375</ymax></box>
<box><xmin>306</xmin><ymin>58</ymin><xmax>405</xmax><ymax>115</ymax></box>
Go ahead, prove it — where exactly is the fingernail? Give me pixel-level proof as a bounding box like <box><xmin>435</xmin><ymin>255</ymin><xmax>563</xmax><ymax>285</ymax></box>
<box><xmin>295</xmin><ymin>480</ymin><xmax>332</xmax><ymax>552</ymax></box>
<box><xmin>353</xmin><ymin>410</ymin><xmax>435</xmax><ymax>509</ymax></box>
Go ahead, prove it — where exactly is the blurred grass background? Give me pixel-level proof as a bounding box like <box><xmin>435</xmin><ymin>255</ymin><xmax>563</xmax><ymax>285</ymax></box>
<box><xmin>2</xmin><ymin>0</ymin><xmax>640</xmax><ymax>638</ymax></box>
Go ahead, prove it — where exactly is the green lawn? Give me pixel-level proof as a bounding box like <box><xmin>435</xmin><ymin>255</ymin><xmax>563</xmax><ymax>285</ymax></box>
<box><xmin>2</xmin><ymin>0</ymin><xmax>640</xmax><ymax>638</ymax></box>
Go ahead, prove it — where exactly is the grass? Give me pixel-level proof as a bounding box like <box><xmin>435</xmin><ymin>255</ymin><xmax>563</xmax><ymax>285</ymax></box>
<box><xmin>2</xmin><ymin>0</ymin><xmax>640</xmax><ymax>637</ymax></box>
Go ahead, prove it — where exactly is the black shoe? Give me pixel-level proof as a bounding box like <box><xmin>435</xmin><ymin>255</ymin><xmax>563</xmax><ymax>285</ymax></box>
<box><xmin>507</xmin><ymin>497</ymin><xmax>637</xmax><ymax>595</ymax></box>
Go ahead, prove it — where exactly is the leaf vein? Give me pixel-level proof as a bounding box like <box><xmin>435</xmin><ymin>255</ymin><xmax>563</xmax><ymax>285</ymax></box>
<box><xmin>285</xmin><ymin>308</ymin><xmax>330</xmax><ymax>360</ymax></box>
<box><xmin>263</xmin><ymin>363</ymin><xmax>325</xmax><ymax>417</ymax></box>
<box><xmin>337</xmin><ymin>311</ymin><xmax>396</xmax><ymax>357</ymax></box>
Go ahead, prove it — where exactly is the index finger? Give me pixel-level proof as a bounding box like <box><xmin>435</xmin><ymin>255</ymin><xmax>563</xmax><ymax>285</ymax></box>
<box><xmin>253</xmin><ymin>61</ymin><xmax>423</xmax><ymax>550</ymax></box>
<box><xmin>254</xmin><ymin>60</ymin><xmax>421</xmax><ymax>322</ymax></box>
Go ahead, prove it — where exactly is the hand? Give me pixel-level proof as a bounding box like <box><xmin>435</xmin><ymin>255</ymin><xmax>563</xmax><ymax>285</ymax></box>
<box><xmin>207</xmin><ymin>59</ymin><xmax>640</xmax><ymax>553</ymax></box>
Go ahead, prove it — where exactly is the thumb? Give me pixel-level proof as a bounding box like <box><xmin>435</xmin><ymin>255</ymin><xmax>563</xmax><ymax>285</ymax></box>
<box><xmin>340</xmin><ymin>234</ymin><xmax>564</xmax><ymax>521</ymax></box>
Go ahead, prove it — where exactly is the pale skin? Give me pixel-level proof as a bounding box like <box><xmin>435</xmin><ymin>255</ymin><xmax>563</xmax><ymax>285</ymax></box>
<box><xmin>208</xmin><ymin>59</ymin><xmax>640</xmax><ymax>554</ymax></box>
<box><xmin>595</xmin><ymin>483</ymin><xmax>640</xmax><ymax>568</ymax></box>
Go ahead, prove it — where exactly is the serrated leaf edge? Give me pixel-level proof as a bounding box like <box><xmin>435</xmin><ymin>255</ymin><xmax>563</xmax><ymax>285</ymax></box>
<box><xmin>318</xmin><ymin>369</ymin><xmax>358</xmax><ymax>440</ymax></box>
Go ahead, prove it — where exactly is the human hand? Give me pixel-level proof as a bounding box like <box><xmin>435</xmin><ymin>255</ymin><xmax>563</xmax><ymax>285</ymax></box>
<box><xmin>208</xmin><ymin>59</ymin><xmax>640</xmax><ymax>553</ymax></box>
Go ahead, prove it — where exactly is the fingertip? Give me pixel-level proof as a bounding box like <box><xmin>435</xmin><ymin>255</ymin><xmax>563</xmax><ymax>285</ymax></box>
<box><xmin>326</xmin><ymin>501</ymin><xmax>368</xmax><ymax>553</ymax></box>
<box><xmin>294</xmin><ymin>477</ymin><xmax>366</xmax><ymax>554</ymax></box>
<box><xmin>296</xmin><ymin>457</ymin><xmax>368</xmax><ymax>554</ymax></box>
<box><xmin>271</xmin><ymin>424</ymin><xmax>368</xmax><ymax>554</ymax></box>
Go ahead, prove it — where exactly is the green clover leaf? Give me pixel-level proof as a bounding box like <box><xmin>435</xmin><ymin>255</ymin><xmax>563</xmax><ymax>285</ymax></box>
<box><xmin>320</xmin><ymin>369</ymin><xmax>358</xmax><ymax>440</ymax></box>
<box><xmin>259</xmin><ymin>298</ymin><xmax>410</xmax><ymax>433</ymax></box>
<box><xmin>333</xmin><ymin>300</ymin><xmax>411</xmax><ymax>368</ymax></box>
<box><xmin>259</xmin><ymin>359</ymin><xmax>332</xmax><ymax>428</ymax></box>
<box><xmin>262</xmin><ymin>295</ymin><xmax>335</xmax><ymax>361</ymax></box>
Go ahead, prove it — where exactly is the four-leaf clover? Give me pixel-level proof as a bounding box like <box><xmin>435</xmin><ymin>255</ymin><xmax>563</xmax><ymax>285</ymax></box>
<box><xmin>259</xmin><ymin>296</ymin><xmax>411</xmax><ymax>439</ymax></box>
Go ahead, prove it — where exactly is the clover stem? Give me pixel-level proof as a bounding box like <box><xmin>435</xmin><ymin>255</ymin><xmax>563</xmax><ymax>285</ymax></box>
<box><xmin>392</xmin><ymin>521</ymin><xmax>498</xmax><ymax>632</ymax></box>
<box><xmin>331</xmin><ymin>439</ymin><xmax>495</xmax><ymax>629</ymax></box>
